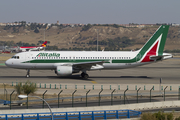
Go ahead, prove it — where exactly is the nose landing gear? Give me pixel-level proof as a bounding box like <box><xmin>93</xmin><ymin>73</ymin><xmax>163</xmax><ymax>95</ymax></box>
<box><xmin>26</xmin><ymin>69</ymin><xmax>30</xmax><ymax>78</ymax></box>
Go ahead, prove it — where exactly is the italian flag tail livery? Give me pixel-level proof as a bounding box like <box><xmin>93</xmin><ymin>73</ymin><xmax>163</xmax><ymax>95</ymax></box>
<box><xmin>136</xmin><ymin>25</ymin><xmax>170</xmax><ymax>63</ymax></box>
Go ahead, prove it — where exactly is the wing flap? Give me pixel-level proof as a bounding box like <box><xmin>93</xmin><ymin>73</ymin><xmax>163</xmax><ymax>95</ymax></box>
<box><xmin>72</xmin><ymin>61</ymin><xmax>105</xmax><ymax>70</ymax></box>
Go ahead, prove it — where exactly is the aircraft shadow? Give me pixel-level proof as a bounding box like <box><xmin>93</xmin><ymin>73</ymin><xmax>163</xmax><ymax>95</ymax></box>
<box><xmin>90</xmin><ymin>76</ymin><xmax>152</xmax><ymax>79</ymax></box>
<box><xmin>0</xmin><ymin>75</ymin><xmax>94</xmax><ymax>81</ymax></box>
<box><xmin>0</xmin><ymin>75</ymin><xmax>153</xmax><ymax>80</ymax></box>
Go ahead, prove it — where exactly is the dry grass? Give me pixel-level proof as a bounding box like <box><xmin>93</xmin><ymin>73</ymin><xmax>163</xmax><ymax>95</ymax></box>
<box><xmin>0</xmin><ymin>53</ymin><xmax>15</xmax><ymax>61</ymax></box>
<box><xmin>0</xmin><ymin>83</ymin><xmax>14</xmax><ymax>89</ymax></box>
<box><xmin>0</xmin><ymin>26</ymin><xmax>180</xmax><ymax>50</ymax></box>
<box><xmin>0</xmin><ymin>56</ymin><xmax>11</xmax><ymax>61</ymax></box>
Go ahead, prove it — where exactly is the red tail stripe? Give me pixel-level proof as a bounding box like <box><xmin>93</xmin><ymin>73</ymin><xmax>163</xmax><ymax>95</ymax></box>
<box><xmin>141</xmin><ymin>41</ymin><xmax>159</xmax><ymax>62</ymax></box>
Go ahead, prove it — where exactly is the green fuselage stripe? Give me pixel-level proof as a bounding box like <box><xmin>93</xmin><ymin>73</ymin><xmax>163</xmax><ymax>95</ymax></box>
<box><xmin>23</xmin><ymin>58</ymin><xmax>138</xmax><ymax>64</ymax></box>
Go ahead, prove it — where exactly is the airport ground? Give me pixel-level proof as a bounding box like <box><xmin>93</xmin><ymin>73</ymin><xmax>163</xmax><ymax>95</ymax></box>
<box><xmin>0</xmin><ymin>54</ymin><xmax>180</xmax><ymax>115</ymax></box>
<box><xmin>0</xmin><ymin>55</ymin><xmax>180</xmax><ymax>85</ymax></box>
<box><xmin>0</xmin><ymin>55</ymin><xmax>179</xmax><ymax>98</ymax></box>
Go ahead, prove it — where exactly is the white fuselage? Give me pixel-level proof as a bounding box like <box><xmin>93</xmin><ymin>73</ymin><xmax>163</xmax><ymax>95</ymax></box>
<box><xmin>5</xmin><ymin>51</ymin><xmax>160</xmax><ymax>70</ymax></box>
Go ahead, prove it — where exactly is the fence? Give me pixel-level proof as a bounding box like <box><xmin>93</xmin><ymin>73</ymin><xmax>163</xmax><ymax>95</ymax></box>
<box><xmin>0</xmin><ymin>109</ymin><xmax>141</xmax><ymax>120</ymax></box>
<box><xmin>2</xmin><ymin>89</ymin><xmax>180</xmax><ymax>110</ymax></box>
<box><xmin>10</xmin><ymin>82</ymin><xmax>177</xmax><ymax>91</ymax></box>
<box><xmin>2</xmin><ymin>83</ymin><xmax>180</xmax><ymax>110</ymax></box>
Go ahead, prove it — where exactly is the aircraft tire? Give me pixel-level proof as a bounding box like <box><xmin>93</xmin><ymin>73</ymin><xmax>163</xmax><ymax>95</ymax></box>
<box><xmin>81</xmin><ymin>72</ymin><xmax>85</xmax><ymax>77</ymax></box>
<box><xmin>83</xmin><ymin>74</ymin><xmax>89</xmax><ymax>80</ymax></box>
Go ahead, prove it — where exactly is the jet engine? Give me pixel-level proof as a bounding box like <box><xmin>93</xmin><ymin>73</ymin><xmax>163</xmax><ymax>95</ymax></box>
<box><xmin>56</xmin><ymin>66</ymin><xmax>72</xmax><ymax>76</ymax></box>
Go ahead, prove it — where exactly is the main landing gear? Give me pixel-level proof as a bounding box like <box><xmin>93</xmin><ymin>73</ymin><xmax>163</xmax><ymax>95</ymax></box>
<box><xmin>81</xmin><ymin>72</ymin><xmax>89</xmax><ymax>79</ymax></box>
<box><xmin>26</xmin><ymin>69</ymin><xmax>30</xmax><ymax>78</ymax></box>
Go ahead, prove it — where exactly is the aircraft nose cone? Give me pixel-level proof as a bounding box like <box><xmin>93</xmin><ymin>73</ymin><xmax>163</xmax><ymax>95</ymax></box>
<box><xmin>5</xmin><ymin>59</ymin><xmax>11</xmax><ymax>67</ymax></box>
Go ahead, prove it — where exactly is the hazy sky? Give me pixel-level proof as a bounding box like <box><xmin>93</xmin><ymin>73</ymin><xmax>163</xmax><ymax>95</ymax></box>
<box><xmin>0</xmin><ymin>0</ymin><xmax>179</xmax><ymax>24</ymax></box>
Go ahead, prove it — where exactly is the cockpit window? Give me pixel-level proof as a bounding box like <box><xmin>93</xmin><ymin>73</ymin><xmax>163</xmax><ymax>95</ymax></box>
<box><xmin>11</xmin><ymin>56</ymin><xmax>19</xmax><ymax>59</ymax></box>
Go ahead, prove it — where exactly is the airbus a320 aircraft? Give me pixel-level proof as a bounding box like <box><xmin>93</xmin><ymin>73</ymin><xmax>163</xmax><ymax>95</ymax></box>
<box><xmin>19</xmin><ymin>41</ymin><xmax>47</xmax><ymax>52</ymax></box>
<box><xmin>5</xmin><ymin>25</ymin><xmax>172</xmax><ymax>79</ymax></box>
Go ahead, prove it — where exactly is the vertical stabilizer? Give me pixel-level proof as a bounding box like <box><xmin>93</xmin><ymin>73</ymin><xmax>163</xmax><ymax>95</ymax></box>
<box><xmin>136</xmin><ymin>25</ymin><xmax>169</xmax><ymax>62</ymax></box>
<box><xmin>41</xmin><ymin>41</ymin><xmax>47</xmax><ymax>47</ymax></box>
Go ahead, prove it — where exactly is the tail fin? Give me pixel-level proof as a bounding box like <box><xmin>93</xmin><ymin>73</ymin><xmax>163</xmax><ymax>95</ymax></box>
<box><xmin>41</xmin><ymin>41</ymin><xmax>47</xmax><ymax>47</ymax></box>
<box><xmin>136</xmin><ymin>25</ymin><xmax>169</xmax><ymax>62</ymax></box>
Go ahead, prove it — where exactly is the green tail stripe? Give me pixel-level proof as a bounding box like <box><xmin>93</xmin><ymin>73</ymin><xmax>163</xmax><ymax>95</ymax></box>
<box><xmin>158</xmin><ymin>25</ymin><xmax>169</xmax><ymax>56</ymax></box>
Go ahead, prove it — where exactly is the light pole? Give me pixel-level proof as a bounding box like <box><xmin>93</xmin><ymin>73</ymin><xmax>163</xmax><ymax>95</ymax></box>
<box><xmin>97</xmin><ymin>29</ymin><xmax>98</xmax><ymax>51</ymax></box>
<box><xmin>44</xmin><ymin>28</ymin><xmax>46</xmax><ymax>51</ymax></box>
<box><xmin>18</xmin><ymin>95</ymin><xmax>53</xmax><ymax>120</ymax></box>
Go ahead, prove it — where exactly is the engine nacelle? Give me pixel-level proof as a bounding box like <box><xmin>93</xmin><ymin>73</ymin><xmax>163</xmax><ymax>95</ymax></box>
<box><xmin>56</xmin><ymin>66</ymin><xmax>72</xmax><ymax>76</ymax></box>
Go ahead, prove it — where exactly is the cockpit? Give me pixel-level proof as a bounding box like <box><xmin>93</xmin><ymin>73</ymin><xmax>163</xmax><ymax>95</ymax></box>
<box><xmin>11</xmin><ymin>56</ymin><xmax>20</xmax><ymax>59</ymax></box>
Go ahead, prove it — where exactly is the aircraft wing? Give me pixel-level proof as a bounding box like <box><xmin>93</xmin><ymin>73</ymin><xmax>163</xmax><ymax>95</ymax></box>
<box><xmin>62</xmin><ymin>61</ymin><xmax>106</xmax><ymax>70</ymax></box>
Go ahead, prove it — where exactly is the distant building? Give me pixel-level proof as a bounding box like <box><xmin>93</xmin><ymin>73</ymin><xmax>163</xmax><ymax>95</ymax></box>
<box><xmin>0</xmin><ymin>23</ymin><xmax>6</xmax><ymax>26</ymax></box>
<box><xmin>172</xmin><ymin>23</ymin><xmax>180</xmax><ymax>26</ymax></box>
<box><xmin>57</xmin><ymin>21</ymin><xmax>60</xmax><ymax>25</ymax></box>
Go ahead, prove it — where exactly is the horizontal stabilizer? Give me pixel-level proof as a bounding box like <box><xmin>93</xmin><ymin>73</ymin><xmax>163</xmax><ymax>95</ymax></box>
<box><xmin>150</xmin><ymin>55</ymin><xmax>163</xmax><ymax>61</ymax></box>
<box><xmin>150</xmin><ymin>53</ymin><xmax>173</xmax><ymax>61</ymax></box>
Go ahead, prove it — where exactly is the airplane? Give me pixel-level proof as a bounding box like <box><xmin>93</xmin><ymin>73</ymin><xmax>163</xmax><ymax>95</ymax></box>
<box><xmin>5</xmin><ymin>25</ymin><xmax>172</xmax><ymax>79</ymax></box>
<box><xmin>18</xmin><ymin>41</ymin><xmax>47</xmax><ymax>52</ymax></box>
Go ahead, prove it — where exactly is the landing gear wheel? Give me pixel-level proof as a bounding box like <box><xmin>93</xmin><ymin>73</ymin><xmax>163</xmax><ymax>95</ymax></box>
<box><xmin>26</xmin><ymin>69</ymin><xmax>30</xmax><ymax>78</ymax></box>
<box><xmin>83</xmin><ymin>74</ymin><xmax>89</xmax><ymax>79</ymax></box>
<box><xmin>81</xmin><ymin>72</ymin><xmax>89</xmax><ymax>79</ymax></box>
<box><xmin>81</xmin><ymin>72</ymin><xmax>85</xmax><ymax>78</ymax></box>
